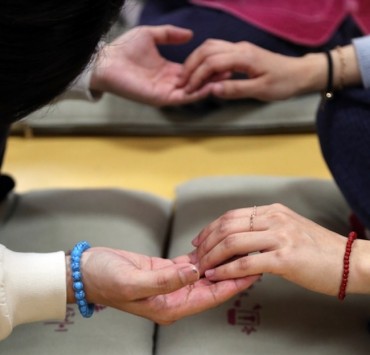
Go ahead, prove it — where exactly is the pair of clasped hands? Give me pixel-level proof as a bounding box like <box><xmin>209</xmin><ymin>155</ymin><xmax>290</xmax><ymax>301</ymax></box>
<box><xmin>90</xmin><ymin>24</ymin><xmax>318</xmax><ymax>107</ymax></box>
<box><xmin>78</xmin><ymin>202</ymin><xmax>361</xmax><ymax>326</ymax></box>
<box><xmin>81</xmin><ymin>25</ymin><xmax>368</xmax><ymax>325</ymax></box>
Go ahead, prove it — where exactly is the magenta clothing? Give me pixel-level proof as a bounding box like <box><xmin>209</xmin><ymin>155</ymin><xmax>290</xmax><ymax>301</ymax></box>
<box><xmin>190</xmin><ymin>0</ymin><xmax>370</xmax><ymax>46</ymax></box>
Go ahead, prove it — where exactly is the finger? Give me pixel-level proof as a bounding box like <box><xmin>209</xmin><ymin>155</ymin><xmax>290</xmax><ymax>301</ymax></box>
<box><xmin>192</xmin><ymin>204</ymin><xmax>287</xmax><ymax>247</ymax></box>
<box><xmin>179</xmin><ymin>39</ymin><xmax>231</xmax><ymax>86</ymax></box>
<box><xmin>193</xmin><ymin>209</ymin><xmax>269</xmax><ymax>264</ymax></box>
<box><xmin>183</xmin><ymin>53</ymin><xmax>240</xmax><ymax>93</ymax></box>
<box><xmin>134</xmin><ymin>263</ymin><xmax>200</xmax><ymax>299</ymax></box>
<box><xmin>173</xmin><ymin>275</ymin><xmax>261</xmax><ymax>320</ymax></box>
<box><xmin>125</xmin><ymin>275</ymin><xmax>260</xmax><ymax>324</ymax></box>
<box><xmin>210</xmin><ymin>78</ymin><xmax>267</xmax><ymax>100</ymax></box>
<box><xmin>205</xmin><ymin>252</ymin><xmax>276</xmax><ymax>281</ymax></box>
<box><xmin>176</xmin><ymin>70</ymin><xmax>231</xmax><ymax>88</ymax></box>
<box><xmin>147</xmin><ymin>25</ymin><xmax>193</xmax><ymax>45</ymax></box>
<box><xmin>195</xmin><ymin>217</ymin><xmax>267</xmax><ymax>264</ymax></box>
<box><xmin>192</xmin><ymin>208</ymin><xmax>250</xmax><ymax>247</ymax></box>
<box><xmin>168</xmin><ymin>82</ymin><xmax>213</xmax><ymax>106</ymax></box>
<box><xmin>198</xmin><ymin>232</ymin><xmax>272</xmax><ymax>274</ymax></box>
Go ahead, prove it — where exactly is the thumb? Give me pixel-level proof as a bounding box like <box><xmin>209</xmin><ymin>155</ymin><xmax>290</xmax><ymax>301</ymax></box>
<box><xmin>136</xmin><ymin>263</ymin><xmax>200</xmax><ymax>298</ymax></box>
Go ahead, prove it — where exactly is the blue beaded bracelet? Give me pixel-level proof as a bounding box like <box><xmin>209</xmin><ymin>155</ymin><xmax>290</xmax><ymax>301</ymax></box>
<box><xmin>70</xmin><ymin>241</ymin><xmax>95</xmax><ymax>318</ymax></box>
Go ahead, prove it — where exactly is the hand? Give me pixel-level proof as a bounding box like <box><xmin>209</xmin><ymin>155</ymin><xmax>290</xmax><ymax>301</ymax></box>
<box><xmin>67</xmin><ymin>247</ymin><xmax>259</xmax><ymax>324</ymax></box>
<box><xmin>191</xmin><ymin>203</ymin><xmax>370</xmax><ymax>296</ymax></box>
<box><xmin>90</xmin><ymin>25</ymin><xmax>212</xmax><ymax>106</ymax></box>
<box><xmin>179</xmin><ymin>39</ymin><xmax>328</xmax><ymax>101</ymax></box>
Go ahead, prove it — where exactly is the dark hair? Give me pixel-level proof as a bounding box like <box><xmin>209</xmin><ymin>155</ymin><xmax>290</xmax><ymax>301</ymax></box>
<box><xmin>0</xmin><ymin>0</ymin><xmax>125</xmax><ymax>124</ymax></box>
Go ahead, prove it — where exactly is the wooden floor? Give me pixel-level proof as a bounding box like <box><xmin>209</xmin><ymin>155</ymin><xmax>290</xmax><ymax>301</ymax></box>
<box><xmin>3</xmin><ymin>133</ymin><xmax>331</xmax><ymax>199</ymax></box>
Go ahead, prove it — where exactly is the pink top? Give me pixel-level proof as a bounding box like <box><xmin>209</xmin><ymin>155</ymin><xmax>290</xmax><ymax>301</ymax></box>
<box><xmin>190</xmin><ymin>0</ymin><xmax>370</xmax><ymax>46</ymax></box>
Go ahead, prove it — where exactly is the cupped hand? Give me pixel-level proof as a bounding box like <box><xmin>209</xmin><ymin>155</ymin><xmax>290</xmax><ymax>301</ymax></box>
<box><xmin>180</xmin><ymin>39</ymin><xmax>326</xmax><ymax>101</ymax></box>
<box><xmin>90</xmin><ymin>25</ymin><xmax>212</xmax><ymax>106</ymax></box>
<box><xmin>191</xmin><ymin>203</ymin><xmax>370</xmax><ymax>296</ymax></box>
<box><xmin>73</xmin><ymin>247</ymin><xmax>259</xmax><ymax>324</ymax></box>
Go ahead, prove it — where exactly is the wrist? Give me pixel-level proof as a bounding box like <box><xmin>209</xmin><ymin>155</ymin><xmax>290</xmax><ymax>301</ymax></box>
<box><xmin>65</xmin><ymin>250</ymin><xmax>94</xmax><ymax>304</ymax></box>
<box><xmin>65</xmin><ymin>255</ymin><xmax>75</xmax><ymax>303</ymax></box>
<box><xmin>298</xmin><ymin>53</ymin><xmax>328</xmax><ymax>94</ymax></box>
<box><xmin>89</xmin><ymin>67</ymin><xmax>106</xmax><ymax>95</ymax></box>
<box><xmin>88</xmin><ymin>41</ymin><xmax>107</xmax><ymax>94</ymax></box>
<box><xmin>347</xmin><ymin>239</ymin><xmax>370</xmax><ymax>295</ymax></box>
<box><xmin>332</xmin><ymin>45</ymin><xmax>362</xmax><ymax>88</ymax></box>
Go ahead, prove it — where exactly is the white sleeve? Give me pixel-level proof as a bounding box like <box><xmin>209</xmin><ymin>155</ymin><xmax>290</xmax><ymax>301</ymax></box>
<box><xmin>62</xmin><ymin>65</ymin><xmax>103</xmax><ymax>102</ymax></box>
<box><xmin>0</xmin><ymin>245</ymin><xmax>66</xmax><ymax>341</ymax></box>
<box><xmin>62</xmin><ymin>41</ymin><xmax>106</xmax><ymax>102</ymax></box>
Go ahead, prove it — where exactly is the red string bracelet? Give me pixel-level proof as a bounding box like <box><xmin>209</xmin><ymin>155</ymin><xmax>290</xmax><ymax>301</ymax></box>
<box><xmin>338</xmin><ymin>231</ymin><xmax>358</xmax><ymax>301</ymax></box>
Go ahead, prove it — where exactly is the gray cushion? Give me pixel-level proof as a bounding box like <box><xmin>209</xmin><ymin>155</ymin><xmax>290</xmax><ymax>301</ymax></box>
<box><xmin>0</xmin><ymin>188</ymin><xmax>171</xmax><ymax>355</ymax></box>
<box><xmin>156</xmin><ymin>176</ymin><xmax>369</xmax><ymax>355</ymax></box>
<box><xmin>12</xmin><ymin>94</ymin><xmax>319</xmax><ymax>136</ymax></box>
<box><xmin>2</xmin><ymin>177</ymin><xmax>365</xmax><ymax>354</ymax></box>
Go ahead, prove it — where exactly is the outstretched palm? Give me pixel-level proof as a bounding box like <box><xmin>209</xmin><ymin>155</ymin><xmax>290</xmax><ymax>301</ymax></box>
<box><xmin>84</xmin><ymin>247</ymin><xmax>258</xmax><ymax>324</ymax></box>
<box><xmin>92</xmin><ymin>26</ymin><xmax>212</xmax><ymax>106</ymax></box>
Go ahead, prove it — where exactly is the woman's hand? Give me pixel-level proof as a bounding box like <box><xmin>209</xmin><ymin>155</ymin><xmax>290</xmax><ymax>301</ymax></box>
<box><xmin>191</xmin><ymin>203</ymin><xmax>370</xmax><ymax>297</ymax></box>
<box><xmin>67</xmin><ymin>247</ymin><xmax>259</xmax><ymax>325</ymax></box>
<box><xmin>179</xmin><ymin>39</ymin><xmax>327</xmax><ymax>101</ymax></box>
<box><xmin>89</xmin><ymin>25</ymin><xmax>212</xmax><ymax>106</ymax></box>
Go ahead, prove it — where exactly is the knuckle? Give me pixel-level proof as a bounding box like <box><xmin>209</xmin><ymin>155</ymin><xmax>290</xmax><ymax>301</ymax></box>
<box><xmin>274</xmin><ymin>229</ymin><xmax>289</xmax><ymax>242</ymax></box>
<box><xmin>223</xmin><ymin>234</ymin><xmax>238</xmax><ymax>251</ymax></box>
<box><xmin>204</xmin><ymin>38</ymin><xmax>218</xmax><ymax>46</ymax></box>
<box><xmin>199</xmin><ymin>237</ymin><xmax>210</xmax><ymax>255</ymax></box>
<box><xmin>223</xmin><ymin>209</ymin><xmax>238</xmax><ymax>219</ymax></box>
<box><xmin>237</xmin><ymin>256</ymin><xmax>250</xmax><ymax>271</ymax></box>
<box><xmin>217</xmin><ymin>211</ymin><xmax>240</xmax><ymax>236</ymax></box>
<box><xmin>273</xmin><ymin>248</ymin><xmax>291</xmax><ymax>271</ymax></box>
<box><xmin>218</xmin><ymin>218</ymin><xmax>232</xmax><ymax>236</ymax></box>
<box><xmin>156</xmin><ymin>274</ymin><xmax>172</xmax><ymax>290</ymax></box>
<box><xmin>270</xmin><ymin>203</ymin><xmax>288</xmax><ymax>212</ymax></box>
<box><xmin>198</xmin><ymin>226</ymin><xmax>210</xmax><ymax>241</ymax></box>
<box><xmin>269</xmin><ymin>209</ymin><xmax>290</xmax><ymax>225</ymax></box>
<box><xmin>202</xmin><ymin>57</ymin><xmax>217</xmax><ymax>72</ymax></box>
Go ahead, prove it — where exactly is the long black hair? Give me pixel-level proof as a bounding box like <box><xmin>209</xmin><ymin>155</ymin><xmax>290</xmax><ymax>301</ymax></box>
<box><xmin>0</xmin><ymin>0</ymin><xmax>125</xmax><ymax>124</ymax></box>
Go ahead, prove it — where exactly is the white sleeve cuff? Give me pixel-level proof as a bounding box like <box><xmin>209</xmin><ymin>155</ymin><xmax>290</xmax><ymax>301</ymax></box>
<box><xmin>64</xmin><ymin>66</ymin><xmax>102</xmax><ymax>102</ymax></box>
<box><xmin>353</xmin><ymin>35</ymin><xmax>370</xmax><ymax>89</ymax></box>
<box><xmin>0</xmin><ymin>245</ymin><xmax>66</xmax><ymax>340</ymax></box>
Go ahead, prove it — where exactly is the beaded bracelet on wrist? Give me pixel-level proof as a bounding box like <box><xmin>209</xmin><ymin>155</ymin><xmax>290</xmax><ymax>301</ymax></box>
<box><xmin>70</xmin><ymin>241</ymin><xmax>95</xmax><ymax>318</ymax></box>
<box><xmin>338</xmin><ymin>231</ymin><xmax>357</xmax><ymax>301</ymax></box>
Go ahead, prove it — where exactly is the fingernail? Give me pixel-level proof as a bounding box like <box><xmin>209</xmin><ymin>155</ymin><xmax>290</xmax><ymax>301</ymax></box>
<box><xmin>205</xmin><ymin>269</ymin><xmax>215</xmax><ymax>280</ymax></box>
<box><xmin>180</xmin><ymin>265</ymin><xmax>199</xmax><ymax>283</ymax></box>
